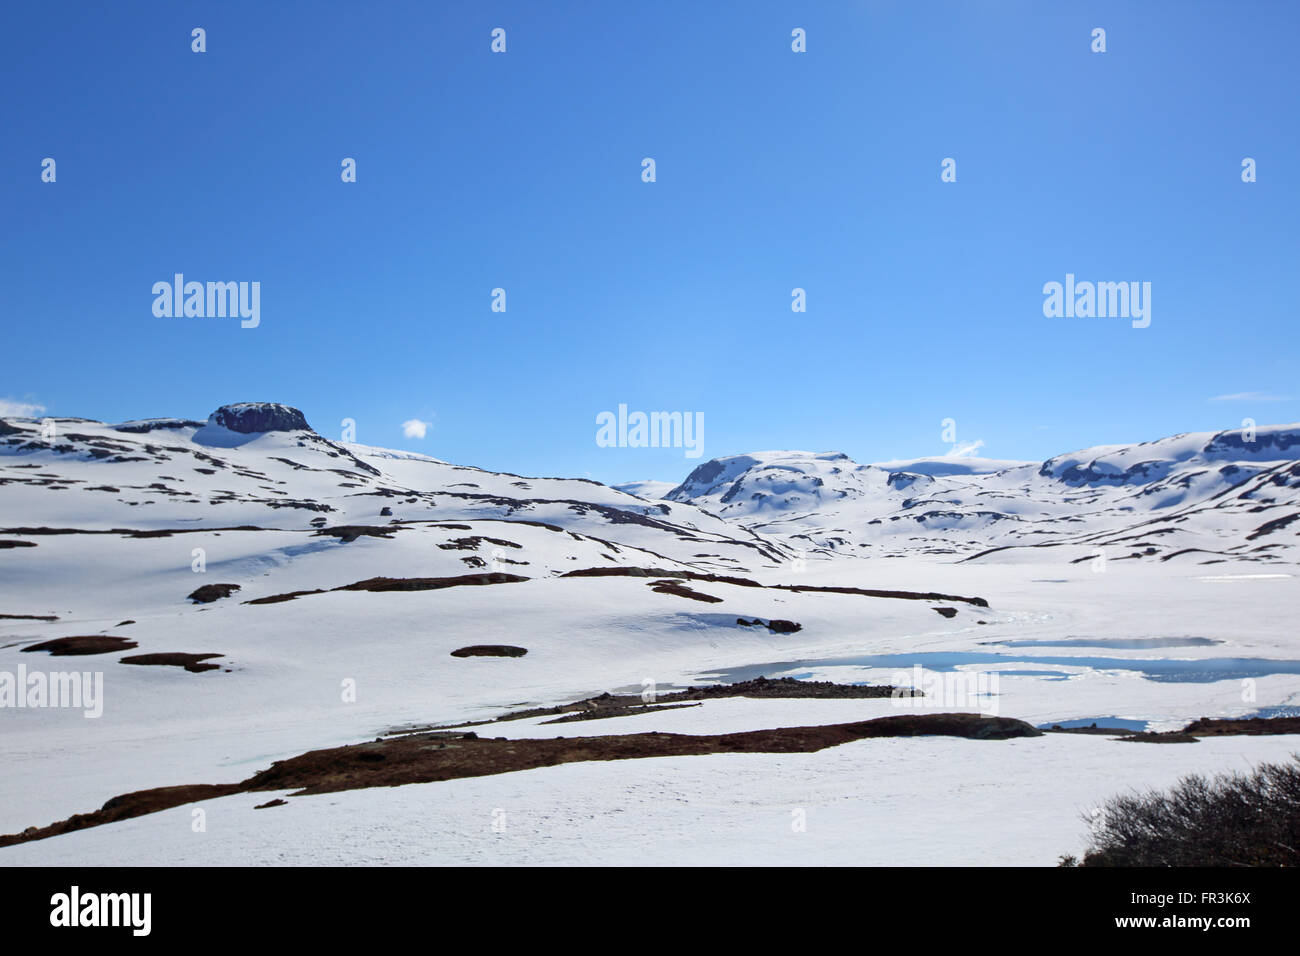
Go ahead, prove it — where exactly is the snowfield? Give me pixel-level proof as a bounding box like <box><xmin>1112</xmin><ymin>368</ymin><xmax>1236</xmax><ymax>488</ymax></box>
<box><xmin>2</xmin><ymin>404</ymin><xmax>1298</xmax><ymax>865</ymax></box>
<box><xmin>4</xmin><ymin>734</ymin><xmax>1296</xmax><ymax>867</ymax></box>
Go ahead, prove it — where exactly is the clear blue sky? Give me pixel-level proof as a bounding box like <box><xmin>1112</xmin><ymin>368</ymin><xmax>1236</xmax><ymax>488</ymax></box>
<box><xmin>3</xmin><ymin>1</ymin><xmax>1298</xmax><ymax>485</ymax></box>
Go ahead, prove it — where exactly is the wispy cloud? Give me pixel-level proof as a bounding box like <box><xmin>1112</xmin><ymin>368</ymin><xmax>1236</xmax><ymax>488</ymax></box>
<box><xmin>402</xmin><ymin>418</ymin><xmax>431</xmax><ymax>439</ymax></box>
<box><xmin>0</xmin><ymin>398</ymin><xmax>46</xmax><ymax>418</ymax></box>
<box><xmin>1210</xmin><ymin>392</ymin><xmax>1292</xmax><ymax>402</ymax></box>
<box><xmin>948</xmin><ymin>439</ymin><xmax>985</xmax><ymax>458</ymax></box>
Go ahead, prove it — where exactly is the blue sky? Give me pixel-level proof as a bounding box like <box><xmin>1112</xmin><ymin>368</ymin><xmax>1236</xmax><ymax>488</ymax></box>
<box><xmin>3</xmin><ymin>1</ymin><xmax>1298</xmax><ymax>485</ymax></box>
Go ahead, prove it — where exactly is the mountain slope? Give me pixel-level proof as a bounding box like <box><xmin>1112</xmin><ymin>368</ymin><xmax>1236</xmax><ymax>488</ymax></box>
<box><xmin>661</xmin><ymin>426</ymin><xmax>1300</xmax><ymax>565</ymax></box>
<box><xmin>0</xmin><ymin>403</ymin><xmax>789</xmax><ymax>576</ymax></box>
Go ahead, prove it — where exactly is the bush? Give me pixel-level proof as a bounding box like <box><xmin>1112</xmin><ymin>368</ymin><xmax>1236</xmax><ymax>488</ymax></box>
<box><xmin>1075</xmin><ymin>754</ymin><xmax>1300</xmax><ymax>866</ymax></box>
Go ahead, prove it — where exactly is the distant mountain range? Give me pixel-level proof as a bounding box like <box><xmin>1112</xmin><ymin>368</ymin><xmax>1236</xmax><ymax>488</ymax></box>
<box><xmin>636</xmin><ymin>426</ymin><xmax>1300</xmax><ymax>565</ymax></box>
<box><xmin>3</xmin><ymin>403</ymin><xmax>1297</xmax><ymax>568</ymax></box>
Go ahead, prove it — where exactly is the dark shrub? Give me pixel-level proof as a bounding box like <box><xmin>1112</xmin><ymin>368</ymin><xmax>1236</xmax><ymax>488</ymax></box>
<box><xmin>1076</xmin><ymin>755</ymin><xmax>1300</xmax><ymax>866</ymax></box>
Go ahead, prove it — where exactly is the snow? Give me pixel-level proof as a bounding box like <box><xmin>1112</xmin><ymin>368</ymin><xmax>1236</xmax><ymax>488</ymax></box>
<box><xmin>870</xmin><ymin>456</ymin><xmax>1034</xmax><ymax>476</ymax></box>
<box><xmin>659</xmin><ymin>427</ymin><xmax>1300</xmax><ymax>563</ymax></box>
<box><xmin>4</xmin><ymin>733</ymin><xmax>1295</xmax><ymax>866</ymax></box>
<box><xmin>2</xmin><ymin>407</ymin><xmax>1299</xmax><ymax>865</ymax></box>
<box><xmin>612</xmin><ymin>479</ymin><xmax>677</xmax><ymax>500</ymax></box>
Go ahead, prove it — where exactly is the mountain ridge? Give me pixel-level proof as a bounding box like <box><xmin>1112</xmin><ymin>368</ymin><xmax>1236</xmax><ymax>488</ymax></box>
<box><xmin>654</xmin><ymin>424</ymin><xmax>1300</xmax><ymax>564</ymax></box>
<box><xmin>3</xmin><ymin>405</ymin><xmax>1298</xmax><ymax>567</ymax></box>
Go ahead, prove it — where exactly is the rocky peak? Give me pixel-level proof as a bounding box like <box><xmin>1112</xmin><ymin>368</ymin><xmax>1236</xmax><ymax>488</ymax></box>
<box><xmin>208</xmin><ymin>403</ymin><xmax>311</xmax><ymax>434</ymax></box>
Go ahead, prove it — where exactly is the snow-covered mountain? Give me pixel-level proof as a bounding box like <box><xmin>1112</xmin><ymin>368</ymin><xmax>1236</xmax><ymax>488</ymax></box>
<box><xmin>612</xmin><ymin>479</ymin><xmax>679</xmax><ymax>500</ymax></box>
<box><xmin>0</xmin><ymin>403</ymin><xmax>787</xmax><ymax>584</ymax></box>
<box><xmin>5</xmin><ymin>403</ymin><xmax>1294</xmax><ymax>567</ymax></box>
<box><xmin>4</xmin><ymin>403</ymin><xmax>1300</xmax><ymax>867</ymax></box>
<box><xmin>660</xmin><ymin>427</ymin><xmax>1300</xmax><ymax>565</ymax></box>
<box><xmin>5</xmin><ymin>405</ymin><xmax>1297</xmax><ymax>569</ymax></box>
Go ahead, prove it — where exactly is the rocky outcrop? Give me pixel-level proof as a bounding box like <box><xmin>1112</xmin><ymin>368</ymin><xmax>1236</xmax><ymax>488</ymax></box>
<box><xmin>187</xmin><ymin>583</ymin><xmax>242</xmax><ymax>603</ymax></box>
<box><xmin>22</xmin><ymin>636</ymin><xmax>139</xmax><ymax>655</ymax></box>
<box><xmin>114</xmin><ymin>419</ymin><xmax>205</xmax><ymax>434</ymax></box>
<box><xmin>208</xmin><ymin>403</ymin><xmax>310</xmax><ymax>434</ymax></box>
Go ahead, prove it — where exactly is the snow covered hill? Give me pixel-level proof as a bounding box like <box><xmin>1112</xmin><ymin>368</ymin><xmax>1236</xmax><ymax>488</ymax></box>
<box><xmin>660</xmin><ymin>427</ymin><xmax>1300</xmax><ymax>565</ymax></box>
<box><xmin>0</xmin><ymin>402</ymin><xmax>787</xmax><ymax>579</ymax></box>
<box><xmin>612</xmin><ymin>479</ymin><xmax>678</xmax><ymax>500</ymax></box>
<box><xmin>7</xmin><ymin>405</ymin><xmax>1295</xmax><ymax>572</ymax></box>
<box><xmin>4</xmin><ymin>403</ymin><xmax>1300</xmax><ymax>867</ymax></box>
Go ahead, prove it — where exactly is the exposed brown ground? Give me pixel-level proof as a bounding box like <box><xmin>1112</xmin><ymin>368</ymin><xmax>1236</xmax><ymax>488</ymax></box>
<box><xmin>120</xmin><ymin>652</ymin><xmax>224</xmax><ymax>673</ymax></box>
<box><xmin>450</xmin><ymin>645</ymin><xmax>527</xmax><ymax>658</ymax></box>
<box><xmin>1182</xmin><ymin>715</ymin><xmax>1300</xmax><ymax>735</ymax></box>
<box><xmin>436</xmin><ymin>676</ymin><xmax>917</xmax><ymax>729</ymax></box>
<box><xmin>0</xmin><ymin>784</ymin><xmax>242</xmax><ymax>847</ymax></box>
<box><xmin>650</xmin><ymin>580</ymin><xmax>723</xmax><ymax>603</ymax></box>
<box><xmin>187</xmin><ymin>583</ymin><xmax>241</xmax><ymax>603</ymax></box>
<box><xmin>246</xmin><ymin>571</ymin><xmax>530</xmax><ymax>604</ymax></box>
<box><xmin>1045</xmin><ymin>714</ymin><xmax>1300</xmax><ymax>743</ymax></box>
<box><xmin>4</xmin><ymin>699</ymin><xmax>1300</xmax><ymax>849</ymax></box>
<box><xmin>736</xmin><ymin>618</ymin><xmax>802</xmax><ymax>633</ymax></box>
<box><xmin>0</xmin><ymin>712</ymin><xmax>1037</xmax><ymax>848</ymax></box>
<box><xmin>562</xmin><ymin>566</ymin><xmax>991</xmax><ymax>608</ymax></box>
<box><xmin>311</xmin><ymin>525</ymin><xmax>402</xmax><ymax>542</ymax></box>
<box><xmin>21</xmin><ymin>635</ymin><xmax>138</xmax><ymax>655</ymax></box>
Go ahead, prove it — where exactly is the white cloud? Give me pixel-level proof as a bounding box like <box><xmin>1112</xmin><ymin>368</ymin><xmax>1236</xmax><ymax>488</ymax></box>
<box><xmin>948</xmin><ymin>439</ymin><xmax>985</xmax><ymax>458</ymax></box>
<box><xmin>0</xmin><ymin>398</ymin><xmax>46</xmax><ymax>418</ymax></box>
<box><xmin>402</xmin><ymin>418</ymin><xmax>431</xmax><ymax>439</ymax></box>
<box><xmin>1210</xmin><ymin>392</ymin><xmax>1292</xmax><ymax>402</ymax></box>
